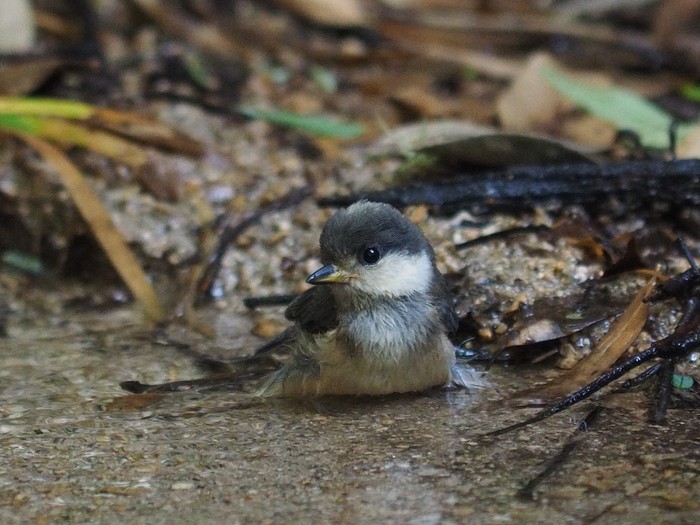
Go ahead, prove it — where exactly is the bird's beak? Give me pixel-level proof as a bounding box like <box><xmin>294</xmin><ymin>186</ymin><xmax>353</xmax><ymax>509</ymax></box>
<box><xmin>306</xmin><ymin>264</ymin><xmax>354</xmax><ymax>285</ymax></box>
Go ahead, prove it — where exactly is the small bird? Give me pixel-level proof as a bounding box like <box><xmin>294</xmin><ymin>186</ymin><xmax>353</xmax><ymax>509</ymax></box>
<box><xmin>257</xmin><ymin>200</ymin><xmax>470</xmax><ymax>397</ymax></box>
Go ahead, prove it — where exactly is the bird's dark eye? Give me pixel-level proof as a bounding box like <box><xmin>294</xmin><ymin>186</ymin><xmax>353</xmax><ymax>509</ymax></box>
<box><xmin>360</xmin><ymin>246</ymin><xmax>381</xmax><ymax>265</ymax></box>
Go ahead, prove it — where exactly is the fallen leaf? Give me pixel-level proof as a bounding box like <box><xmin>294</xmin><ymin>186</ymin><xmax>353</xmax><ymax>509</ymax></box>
<box><xmin>0</xmin><ymin>59</ymin><xmax>63</xmax><ymax>96</ymax></box>
<box><xmin>652</xmin><ymin>0</ymin><xmax>700</xmax><ymax>48</ymax></box>
<box><xmin>497</xmin><ymin>53</ymin><xmax>569</xmax><ymax>133</ymax></box>
<box><xmin>274</xmin><ymin>0</ymin><xmax>371</xmax><ymax>27</ymax></box>
<box><xmin>367</xmin><ymin>118</ymin><xmax>597</xmax><ymax>177</ymax></box>
<box><xmin>511</xmin><ymin>276</ymin><xmax>656</xmax><ymax>405</ymax></box>
<box><xmin>102</xmin><ymin>393</ymin><xmax>164</xmax><ymax>412</ymax></box>
<box><xmin>543</xmin><ymin>67</ymin><xmax>693</xmax><ymax>150</ymax></box>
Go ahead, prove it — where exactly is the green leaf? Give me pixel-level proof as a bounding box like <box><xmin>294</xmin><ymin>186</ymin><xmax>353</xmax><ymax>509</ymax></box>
<box><xmin>542</xmin><ymin>68</ymin><xmax>691</xmax><ymax>149</ymax></box>
<box><xmin>237</xmin><ymin>105</ymin><xmax>365</xmax><ymax>138</ymax></box>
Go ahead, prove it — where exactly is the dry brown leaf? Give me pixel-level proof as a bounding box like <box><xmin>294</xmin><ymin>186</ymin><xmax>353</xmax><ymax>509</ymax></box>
<box><xmin>0</xmin><ymin>59</ymin><xmax>63</xmax><ymax>96</ymax></box>
<box><xmin>652</xmin><ymin>0</ymin><xmax>700</xmax><ymax>47</ymax></box>
<box><xmin>102</xmin><ymin>393</ymin><xmax>164</xmax><ymax>412</ymax></box>
<box><xmin>378</xmin><ymin>22</ymin><xmax>521</xmax><ymax>80</ymax></box>
<box><xmin>561</xmin><ymin>114</ymin><xmax>617</xmax><ymax>149</ymax></box>
<box><xmin>511</xmin><ymin>276</ymin><xmax>657</xmax><ymax>405</ymax></box>
<box><xmin>36</xmin><ymin>118</ymin><xmax>150</xmax><ymax>167</ymax></box>
<box><xmin>390</xmin><ymin>84</ymin><xmax>460</xmax><ymax>119</ymax></box>
<box><xmin>497</xmin><ymin>53</ymin><xmax>568</xmax><ymax>132</ymax></box>
<box><xmin>497</xmin><ymin>52</ymin><xmax>615</xmax><ymax>147</ymax></box>
<box><xmin>131</xmin><ymin>0</ymin><xmax>249</xmax><ymax>57</ymax></box>
<box><xmin>675</xmin><ymin>123</ymin><xmax>700</xmax><ymax>158</ymax></box>
<box><xmin>91</xmin><ymin>108</ymin><xmax>205</xmax><ymax>156</ymax></box>
<box><xmin>274</xmin><ymin>0</ymin><xmax>371</xmax><ymax>27</ymax></box>
<box><xmin>367</xmin><ymin>119</ymin><xmax>597</xmax><ymax>169</ymax></box>
<box><xmin>367</xmin><ymin>120</ymin><xmax>496</xmax><ymax>157</ymax></box>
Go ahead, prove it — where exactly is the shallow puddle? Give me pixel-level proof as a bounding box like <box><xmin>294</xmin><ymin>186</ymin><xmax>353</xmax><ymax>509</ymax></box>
<box><xmin>1</xmin><ymin>308</ymin><xmax>698</xmax><ymax>525</ymax></box>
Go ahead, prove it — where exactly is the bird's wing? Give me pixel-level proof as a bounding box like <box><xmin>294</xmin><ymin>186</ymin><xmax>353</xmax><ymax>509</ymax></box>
<box><xmin>433</xmin><ymin>273</ymin><xmax>459</xmax><ymax>336</ymax></box>
<box><xmin>438</xmin><ymin>297</ymin><xmax>459</xmax><ymax>336</ymax></box>
<box><xmin>253</xmin><ymin>287</ymin><xmax>338</xmax><ymax>357</ymax></box>
<box><xmin>285</xmin><ymin>286</ymin><xmax>339</xmax><ymax>334</ymax></box>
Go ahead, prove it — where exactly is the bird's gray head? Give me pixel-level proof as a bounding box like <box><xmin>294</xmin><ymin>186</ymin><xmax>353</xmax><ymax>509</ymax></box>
<box><xmin>306</xmin><ymin>201</ymin><xmax>437</xmax><ymax>297</ymax></box>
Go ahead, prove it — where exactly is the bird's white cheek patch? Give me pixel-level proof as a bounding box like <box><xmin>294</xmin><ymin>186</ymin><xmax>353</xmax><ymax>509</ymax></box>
<box><xmin>353</xmin><ymin>251</ymin><xmax>433</xmax><ymax>296</ymax></box>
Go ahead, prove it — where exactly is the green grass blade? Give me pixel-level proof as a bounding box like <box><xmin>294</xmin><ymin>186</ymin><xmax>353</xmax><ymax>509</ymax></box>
<box><xmin>0</xmin><ymin>113</ymin><xmax>42</xmax><ymax>134</ymax></box>
<box><xmin>238</xmin><ymin>105</ymin><xmax>365</xmax><ymax>138</ymax></box>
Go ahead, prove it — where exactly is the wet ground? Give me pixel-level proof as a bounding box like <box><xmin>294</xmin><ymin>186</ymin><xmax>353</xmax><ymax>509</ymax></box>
<box><xmin>3</xmin><ymin>3</ymin><xmax>700</xmax><ymax>523</ymax></box>
<box><xmin>1</xmin><ymin>305</ymin><xmax>698</xmax><ymax>525</ymax></box>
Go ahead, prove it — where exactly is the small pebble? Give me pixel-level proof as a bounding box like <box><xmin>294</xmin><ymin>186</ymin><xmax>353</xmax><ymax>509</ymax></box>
<box><xmin>171</xmin><ymin>481</ymin><xmax>195</xmax><ymax>491</ymax></box>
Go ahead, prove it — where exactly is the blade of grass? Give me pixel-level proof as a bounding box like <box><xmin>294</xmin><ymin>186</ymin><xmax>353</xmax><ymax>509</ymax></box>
<box><xmin>0</xmin><ymin>114</ymin><xmax>149</xmax><ymax>166</ymax></box>
<box><xmin>237</xmin><ymin>105</ymin><xmax>365</xmax><ymax>138</ymax></box>
<box><xmin>14</xmin><ymin>132</ymin><xmax>166</xmax><ymax>321</ymax></box>
<box><xmin>0</xmin><ymin>97</ymin><xmax>94</xmax><ymax>119</ymax></box>
<box><xmin>0</xmin><ymin>97</ymin><xmax>203</xmax><ymax>156</ymax></box>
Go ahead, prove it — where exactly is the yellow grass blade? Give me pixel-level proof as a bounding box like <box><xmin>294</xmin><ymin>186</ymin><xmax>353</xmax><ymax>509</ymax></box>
<box><xmin>0</xmin><ymin>97</ymin><xmax>203</xmax><ymax>156</ymax></box>
<box><xmin>15</xmin><ymin>132</ymin><xmax>166</xmax><ymax>322</ymax></box>
<box><xmin>34</xmin><ymin>117</ymin><xmax>149</xmax><ymax>167</ymax></box>
<box><xmin>0</xmin><ymin>97</ymin><xmax>94</xmax><ymax>119</ymax></box>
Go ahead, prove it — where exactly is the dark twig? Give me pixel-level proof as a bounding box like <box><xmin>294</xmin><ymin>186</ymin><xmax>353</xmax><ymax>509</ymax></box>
<box><xmin>669</xmin><ymin>121</ymin><xmax>679</xmax><ymax>160</ymax></box>
<box><xmin>318</xmin><ymin>159</ymin><xmax>700</xmax><ymax>212</ymax></box>
<box><xmin>648</xmin><ymin>267</ymin><xmax>700</xmax><ymax>303</ymax></box>
<box><xmin>455</xmin><ymin>225</ymin><xmax>551</xmax><ymax>250</ymax></box>
<box><xmin>486</xmin><ymin>346</ymin><xmax>659</xmax><ymax>436</ymax></box>
<box><xmin>0</xmin><ymin>301</ymin><xmax>7</xmax><ymax>338</ymax></box>
<box><xmin>487</xmin><ymin>282</ymin><xmax>700</xmax><ymax>436</ymax></box>
<box><xmin>120</xmin><ymin>373</ymin><xmax>253</xmax><ymax>393</ymax></box>
<box><xmin>651</xmin><ymin>358</ymin><xmax>675</xmax><ymax>424</ymax></box>
<box><xmin>616</xmin><ymin>362</ymin><xmax>663</xmax><ymax>391</ymax></box>
<box><xmin>381</xmin><ymin>10</ymin><xmax>687</xmax><ymax>75</ymax></box>
<box><xmin>119</xmin><ymin>348</ymin><xmax>281</xmax><ymax>394</ymax></box>
<box><xmin>197</xmin><ymin>186</ymin><xmax>313</xmax><ymax>300</ymax></box>
<box><xmin>517</xmin><ymin>405</ymin><xmax>604</xmax><ymax>501</ymax></box>
<box><xmin>677</xmin><ymin>238</ymin><xmax>700</xmax><ymax>275</ymax></box>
